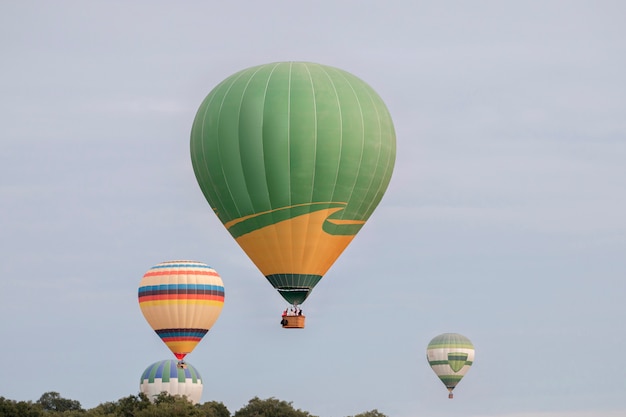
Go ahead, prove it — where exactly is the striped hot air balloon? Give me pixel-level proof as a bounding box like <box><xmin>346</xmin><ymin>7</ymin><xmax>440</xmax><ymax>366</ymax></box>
<box><xmin>190</xmin><ymin>61</ymin><xmax>396</xmax><ymax>315</ymax></box>
<box><xmin>138</xmin><ymin>261</ymin><xmax>225</xmax><ymax>360</ymax></box>
<box><xmin>426</xmin><ymin>333</ymin><xmax>475</xmax><ymax>399</ymax></box>
<box><xmin>140</xmin><ymin>359</ymin><xmax>203</xmax><ymax>404</ymax></box>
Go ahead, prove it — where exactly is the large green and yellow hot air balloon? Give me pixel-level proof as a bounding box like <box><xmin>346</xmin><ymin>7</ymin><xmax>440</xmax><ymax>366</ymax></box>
<box><xmin>426</xmin><ymin>333</ymin><xmax>475</xmax><ymax>399</ymax></box>
<box><xmin>190</xmin><ymin>62</ymin><xmax>396</xmax><ymax>316</ymax></box>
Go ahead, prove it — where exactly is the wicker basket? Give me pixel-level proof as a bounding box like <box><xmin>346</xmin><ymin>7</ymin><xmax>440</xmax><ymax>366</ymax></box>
<box><xmin>281</xmin><ymin>315</ymin><xmax>305</xmax><ymax>329</ymax></box>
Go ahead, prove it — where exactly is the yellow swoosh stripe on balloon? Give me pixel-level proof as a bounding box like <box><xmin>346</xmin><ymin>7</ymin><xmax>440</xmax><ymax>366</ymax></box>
<box><xmin>325</xmin><ymin>219</ymin><xmax>366</xmax><ymax>225</ymax></box>
<box><xmin>234</xmin><ymin>207</ymin><xmax>356</xmax><ymax>276</ymax></box>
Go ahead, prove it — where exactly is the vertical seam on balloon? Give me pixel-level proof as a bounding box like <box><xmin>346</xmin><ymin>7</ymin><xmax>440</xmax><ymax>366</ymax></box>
<box><xmin>287</xmin><ymin>62</ymin><xmax>292</xmax><ymax>208</ymax></box>
<box><xmin>194</xmin><ymin>83</ymin><xmax>225</xmax><ymax>218</ymax></box>
<box><xmin>335</xmin><ymin>69</ymin><xmax>366</xmax><ymax>221</ymax></box>
<box><xmin>225</xmin><ymin>65</ymin><xmax>268</xmax><ymax>243</ymax></box>
<box><xmin>315</xmin><ymin>65</ymin><xmax>349</xmax><ymax>273</ymax></box>
<box><xmin>264</xmin><ymin>63</ymin><xmax>286</xmax><ymax>277</ymax></box>
<box><xmin>232</xmin><ymin>68</ymin><xmax>259</xmax><ymax>220</ymax></box>
<box><xmin>307</xmin><ymin>63</ymin><xmax>317</xmax><ymax>205</ymax></box>
<box><xmin>354</xmin><ymin>85</ymin><xmax>384</xmax><ymax>218</ymax></box>
<box><xmin>309</xmin><ymin>64</ymin><xmax>332</xmax><ymax>288</ymax></box>
<box><xmin>379</xmin><ymin>101</ymin><xmax>396</xmax><ymax>210</ymax></box>
<box><xmin>200</xmin><ymin>71</ymin><xmax>247</xmax><ymax>222</ymax></box>
<box><xmin>235</xmin><ymin>65</ymin><xmax>267</xmax><ymax>232</ymax></box>
<box><xmin>319</xmin><ymin>65</ymin><xmax>343</xmax><ymax>215</ymax></box>
<box><xmin>286</xmin><ymin>62</ymin><xmax>294</xmax><ymax>278</ymax></box>
<box><xmin>302</xmin><ymin>63</ymin><xmax>317</xmax><ymax>288</ymax></box>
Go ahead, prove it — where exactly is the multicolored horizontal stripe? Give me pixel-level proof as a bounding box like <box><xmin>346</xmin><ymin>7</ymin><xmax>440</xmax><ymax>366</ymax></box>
<box><xmin>156</xmin><ymin>328</ymin><xmax>208</xmax><ymax>340</ymax></box>
<box><xmin>138</xmin><ymin>284</ymin><xmax>224</xmax><ymax>304</ymax></box>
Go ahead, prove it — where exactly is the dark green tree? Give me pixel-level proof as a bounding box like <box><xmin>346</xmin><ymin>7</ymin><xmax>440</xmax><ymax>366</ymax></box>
<box><xmin>135</xmin><ymin>393</ymin><xmax>201</xmax><ymax>417</ymax></box>
<box><xmin>196</xmin><ymin>400</ymin><xmax>231</xmax><ymax>417</ymax></box>
<box><xmin>89</xmin><ymin>393</ymin><xmax>151</xmax><ymax>417</ymax></box>
<box><xmin>0</xmin><ymin>396</ymin><xmax>44</xmax><ymax>417</ymax></box>
<box><xmin>233</xmin><ymin>397</ymin><xmax>316</xmax><ymax>417</ymax></box>
<box><xmin>87</xmin><ymin>400</ymin><xmax>118</xmax><ymax>416</ymax></box>
<box><xmin>36</xmin><ymin>392</ymin><xmax>83</xmax><ymax>413</ymax></box>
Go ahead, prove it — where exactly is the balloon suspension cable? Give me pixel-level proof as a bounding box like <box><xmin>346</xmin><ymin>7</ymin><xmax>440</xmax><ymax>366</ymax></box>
<box><xmin>293</xmin><ymin>302</ymin><xmax>304</xmax><ymax>316</ymax></box>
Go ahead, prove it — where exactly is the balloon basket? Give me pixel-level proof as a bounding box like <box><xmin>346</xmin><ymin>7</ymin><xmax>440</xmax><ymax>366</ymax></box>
<box><xmin>281</xmin><ymin>315</ymin><xmax>305</xmax><ymax>329</ymax></box>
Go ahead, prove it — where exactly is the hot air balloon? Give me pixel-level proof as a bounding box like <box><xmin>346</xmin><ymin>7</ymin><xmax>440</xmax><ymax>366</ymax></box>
<box><xmin>190</xmin><ymin>61</ymin><xmax>396</xmax><ymax>328</ymax></box>
<box><xmin>138</xmin><ymin>260</ymin><xmax>225</xmax><ymax>361</ymax></box>
<box><xmin>140</xmin><ymin>359</ymin><xmax>203</xmax><ymax>404</ymax></box>
<box><xmin>426</xmin><ymin>333</ymin><xmax>475</xmax><ymax>399</ymax></box>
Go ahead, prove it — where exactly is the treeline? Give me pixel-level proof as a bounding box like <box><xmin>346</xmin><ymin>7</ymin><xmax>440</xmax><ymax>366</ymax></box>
<box><xmin>0</xmin><ymin>391</ymin><xmax>388</xmax><ymax>417</ymax></box>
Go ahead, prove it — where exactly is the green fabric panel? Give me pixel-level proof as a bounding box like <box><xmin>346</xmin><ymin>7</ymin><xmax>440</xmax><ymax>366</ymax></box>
<box><xmin>438</xmin><ymin>374</ymin><xmax>464</xmax><ymax>388</ymax></box>
<box><xmin>262</xmin><ymin>64</ymin><xmax>292</xmax><ymax>210</ymax></box>
<box><xmin>448</xmin><ymin>353</ymin><xmax>468</xmax><ymax>372</ymax></box>
<box><xmin>428</xmin><ymin>342</ymin><xmax>475</xmax><ymax>350</ymax></box>
<box><xmin>324</xmin><ymin>66</ymin><xmax>363</xmax><ymax>208</ymax></box>
<box><xmin>429</xmin><ymin>360</ymin><xmax>474</xmax><ymax>367</ymax></box>
<box><xmin>346</xmin><ymin>79</ymin><xmax>395</xmax><ymax>221</ymax></box>
<box><xmin>215</xmin><ymin>69</ymin><xmax>255</xmax><ymax>218</ymax></box>
<box><xmin>191</xmin><ymin>73</ymin><xmax>244</xmax><ymax>223</ymax></box>
<box><xmin>161</xmin><ymin>362</ymin><xmax>170</xmax><ymax>383</ymax></box>
<box><xmin>147</xmin><ymin>361</ymin><xmax>161</xmax><ymax>383</ymax></box>
<box><xmin>239</xmin><ymin>65</ymin><xmax>274</xmax><ymax>215</ymax></box>
<box><xmin>322</xmin><ymin>219</ymin><xmax>364</xmax><ymax>236</ymax></box>
<box><xmin>278</xmin><ymin>289</ymin><xmax>310</xmax><ymax>305</ymax></box>
<box><xmin>308</xmin><ymin>64</ymin><xmax>342</xmax><ymax>205</ymax></box>
<box><xmin>266</xmin><ymin>273</ymin><xmax>322</xmax><ymax>288</ymax></box>
<box><xmin>266</xmin><ymin>273</ymin><xmax>322</xmax><ymax>304</ymax></box>
<box><xmin>188</xmin><ymin>365</ymin><xmax>200</xmax><ymax>383</ymax></box>
<box><xmin>288</xmin><ymin>65</ymin><xmax>317</xmax><ymax>205</ymax></box>
<box><xmin>427</xmin><ymin>333</ymin><xmax>474</xmax><ymax>350</ymax></box>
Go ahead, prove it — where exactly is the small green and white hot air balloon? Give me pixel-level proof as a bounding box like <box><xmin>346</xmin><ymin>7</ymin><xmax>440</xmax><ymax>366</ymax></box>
<box><xmin>426</xmin><ymin>333</ymin><xmax>475</xmax><ymax>399</ymax></box>
<box><xmin>140</xmin><ymin>360</ymin><xmax>203</xmax><ymax>404</ymax></box>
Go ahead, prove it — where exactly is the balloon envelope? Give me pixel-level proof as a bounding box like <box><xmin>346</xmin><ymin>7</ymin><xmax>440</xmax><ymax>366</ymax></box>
<box><xmin>140</xmin><ymin>359</ymin><xmax>203</xmax><ymax>404</ymax></box>
<box><xmin>138</xmin><ymin>260</ymin><xmax>225</xmax><ymax>360</ymax></box>
<box><xmin>426</xmin><ymin>333</ymin><xmax>475</xmax><ymax>398</ymax></box>
<box><xmin>190</xmin><ymin>61</ymin><xmax>396</xmax><ymax>305</ymax></box>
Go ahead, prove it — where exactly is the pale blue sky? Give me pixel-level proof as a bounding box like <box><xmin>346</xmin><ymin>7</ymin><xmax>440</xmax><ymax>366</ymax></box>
<box><xmin>1</xmin><ymin>2</ymin><xmax>625</xmax><ymax>417</ymax></box>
